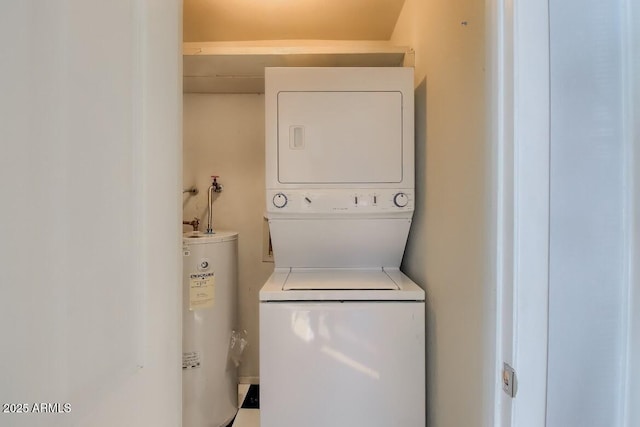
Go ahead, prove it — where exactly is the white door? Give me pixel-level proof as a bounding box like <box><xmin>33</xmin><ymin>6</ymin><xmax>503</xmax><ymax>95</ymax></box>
<box><xmin>546</xmin><ymin>0</ymin><xmax>634</xmax><ymax>425</ymax></box>
<box><xmin>0</xmin><ymin>2</ymin><xmax>182</xmax><ymax>426</ymax></box>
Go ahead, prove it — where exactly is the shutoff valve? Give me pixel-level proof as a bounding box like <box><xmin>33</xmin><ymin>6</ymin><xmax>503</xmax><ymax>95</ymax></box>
<box><xmin>211</xmin><ymin>176</ymin><xmax>223</xmax><ymax>193</ymax></box>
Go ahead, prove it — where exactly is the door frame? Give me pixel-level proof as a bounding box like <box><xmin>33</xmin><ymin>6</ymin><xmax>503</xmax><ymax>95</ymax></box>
<box><xmin>623</xmin><ymin>0</ymin><xmax>639</xmax><ymax>425</ymax></box>
<box><xmin>488</xmin><ymin>0</ymin><xmax>551</xmax><ymax>425</ymax></box>
<box><xmin>491</xmin><ymin>1</ymin><xmax>640</xmax><ymax>426</ymax></box>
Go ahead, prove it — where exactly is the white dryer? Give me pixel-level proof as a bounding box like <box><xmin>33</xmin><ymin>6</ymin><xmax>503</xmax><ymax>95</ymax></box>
<box><xmin>260</xmin><ymin>67</ymin><xmax>425</xmax><ymax>427</ymax></box>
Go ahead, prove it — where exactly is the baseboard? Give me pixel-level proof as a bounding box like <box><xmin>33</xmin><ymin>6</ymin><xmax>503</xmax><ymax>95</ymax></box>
<box><xmin>239</xmin><ymin>376</ymin><xmax>259</xmax><ymax>384</ymax></box>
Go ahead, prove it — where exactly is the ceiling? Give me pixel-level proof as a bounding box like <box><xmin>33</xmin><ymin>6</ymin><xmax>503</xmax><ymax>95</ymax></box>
<box><xmin>183</xmin><ymin>0</ymin><xmax>406</xmax><ymax>42</ymax></box>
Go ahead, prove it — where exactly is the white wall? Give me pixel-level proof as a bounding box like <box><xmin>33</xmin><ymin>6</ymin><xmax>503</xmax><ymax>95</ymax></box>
<box><xmin>546</xmin><ymin>1</ymin><xmax>628</xmax><ymax>425</ymax></box>
<box><xmin>183</xmin><ymin>94</ymin><xmax>274</xmax><ymax>381</ymax></box>
<box><xmin>0</xmin><ymin>1</ymin><xmax>182</xmax><ymax>426</ymax></box>
<box><xmin>391</xmin><ymin>1</ymin><xmax>494</xmax><ymax>426</ymax></box>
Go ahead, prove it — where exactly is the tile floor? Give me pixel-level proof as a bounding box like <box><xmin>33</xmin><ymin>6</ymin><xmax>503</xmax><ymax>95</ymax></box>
<box><xmin>230</xmin><ymin>384</ymin><xmax>260</xmax><ymax>427</ymax></box>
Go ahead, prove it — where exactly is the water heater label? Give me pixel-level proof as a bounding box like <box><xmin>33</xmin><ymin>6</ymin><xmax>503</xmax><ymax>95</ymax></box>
<box><xmin>189</xmin><ymin>272</ymin><xmax>215</xmax><ymax>310</ymax></box>
<box><xmin>182</xmin><ymin>351</ymin><xmax>201</xmax><ymax>369</ymax></box>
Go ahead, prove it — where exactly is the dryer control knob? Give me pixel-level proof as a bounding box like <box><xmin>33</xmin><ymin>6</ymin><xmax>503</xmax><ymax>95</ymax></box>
<box><xmin>273</xmin><ymin>192</ymin><xmax>288</xmax><ymax>208</ymax></box>
<box><xmin>393</xmin><ymin>192</ymin><xmax>409</xmax><ymax>208</ymax></box>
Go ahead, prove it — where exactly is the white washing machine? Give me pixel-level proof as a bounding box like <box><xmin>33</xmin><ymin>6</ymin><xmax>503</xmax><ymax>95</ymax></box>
<box><xmin>260</xmin><ymin>68</ymin><xmax>425</xmax><ymax>427</ymax></box>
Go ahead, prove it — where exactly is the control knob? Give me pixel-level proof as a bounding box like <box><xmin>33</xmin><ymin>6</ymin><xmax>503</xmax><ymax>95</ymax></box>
<box><xmin>393</xmin><ymin>192</ymin><xmax>409</xmax><ymax>208</ymax></box>
<box><xmin>272</xmin><ymin>192</ymin><xmax>288</xmax><ymax>208</ymax></box>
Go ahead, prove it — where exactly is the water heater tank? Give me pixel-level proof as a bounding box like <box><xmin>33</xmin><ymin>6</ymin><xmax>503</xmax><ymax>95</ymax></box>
<box><xmin>182</xmin><ymin>231</ymin><xmax>239</xmax><ymax>427</ymax></box>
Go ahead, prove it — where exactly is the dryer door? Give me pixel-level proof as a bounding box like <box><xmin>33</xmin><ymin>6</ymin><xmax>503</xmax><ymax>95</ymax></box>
<box><xmin>277</xmin><ymin>91</ymin><xmax>404</xmax><ymax>184</ymax></box>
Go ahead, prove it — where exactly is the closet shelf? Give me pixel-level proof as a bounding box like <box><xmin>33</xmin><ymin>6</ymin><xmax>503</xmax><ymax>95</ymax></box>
<box><xmin>183</xmin><ymin>40</ymin><xmax>414</xmax><ymax>94</ymax></box>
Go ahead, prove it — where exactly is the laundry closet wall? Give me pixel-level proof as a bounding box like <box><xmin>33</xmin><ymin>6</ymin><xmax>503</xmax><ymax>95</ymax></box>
<box><xmin>183</xmin><ymin>93</ymin><xmax>274</xmax><ymax>381</ymax></box>
<box><xmin>391</xmin><ymin>1</ymin><xmax>493</xmax><ymax>426</ymax></box>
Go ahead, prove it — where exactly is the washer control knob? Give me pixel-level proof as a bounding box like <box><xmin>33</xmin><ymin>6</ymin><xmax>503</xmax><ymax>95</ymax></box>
<box><xmin>272</xmin><ymin>192</ymin><xmax>288</xmax><ymax>208</ymax></box>
<box><xmin>393</xmin><ymin>192</ymin><xmax>409</xmax><ymax>208</ymax></box>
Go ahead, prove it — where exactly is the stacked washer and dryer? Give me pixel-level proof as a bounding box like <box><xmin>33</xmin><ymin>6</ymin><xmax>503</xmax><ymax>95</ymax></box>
<box><xmin>260</xmin><ymin>67</ymin><xmax>426</xmax><ymax>427</ymax></box>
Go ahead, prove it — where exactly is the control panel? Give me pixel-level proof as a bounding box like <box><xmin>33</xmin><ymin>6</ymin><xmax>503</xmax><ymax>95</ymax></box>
<box><xmin>267</xmin><ymin>189</ymin><xmax>414</xmax><ymax>214</ymax></box>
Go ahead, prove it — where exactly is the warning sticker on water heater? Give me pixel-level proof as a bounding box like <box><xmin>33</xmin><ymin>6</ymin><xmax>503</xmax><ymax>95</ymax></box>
<box><xmin>189</xmin><ymin>272</ymin><xmax>215</xmax><ymax>310</ymax></box>
<box><xmin>182</xmin><ymin>351</ymin><xmax>201</xmax><ymax>369</ymax></box>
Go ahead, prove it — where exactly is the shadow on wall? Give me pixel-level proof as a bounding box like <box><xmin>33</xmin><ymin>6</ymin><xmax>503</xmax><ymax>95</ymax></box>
<box><xmin>400</xmin><ymin>77</ymin><xmax>427</xmax><ymax>277</ymax></box>
<box><xmin>400</xmin><ymin>77</ymin><xmax>435</xmax><ymax>427</ymax></box>
<box><xmin>413</xmin><ymin>78</ymin><xmax>428</xmax><ymax>228</ymax></box>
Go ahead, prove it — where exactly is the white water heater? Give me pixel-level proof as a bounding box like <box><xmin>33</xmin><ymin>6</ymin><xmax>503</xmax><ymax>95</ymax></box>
<box><xmin>182</xmin><ymin>231</ymin><xmax>238</xmax><ymax>427</ymax></box>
